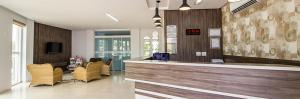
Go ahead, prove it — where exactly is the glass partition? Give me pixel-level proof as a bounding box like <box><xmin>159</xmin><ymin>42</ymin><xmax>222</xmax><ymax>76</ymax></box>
<box><xmin>95</xmin><ymin>31</ymin><xmax>131</xmax><ymax>71</ymax></box>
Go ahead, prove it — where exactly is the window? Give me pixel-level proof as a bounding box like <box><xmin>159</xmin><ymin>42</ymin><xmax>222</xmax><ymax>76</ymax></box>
<box><xmin>143</xmin><ymin>36</ymin><xmax>151</xmax><ymax>57</ymax></box>
<box><xmin>152</xmin><ymin>31</ymin><xmax>159</xmax><ymax>53</ymax></box>
<box><xmin>11</xmin><ymin>21</ymin><xmax>25</xmax><ymax>85</ymax></box>
<box><xmin>143</xmin><ymin>31</ymin><xmax>160</xmax><ymax>57</ymax></box>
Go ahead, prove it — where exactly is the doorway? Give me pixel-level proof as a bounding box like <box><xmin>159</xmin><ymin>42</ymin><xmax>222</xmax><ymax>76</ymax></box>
<box><xmin>95</xmin><ymin>31</ymin><xmax>131</xmax><ymax>71</ymax></box>
<box><xmin>11</xmin><ymin>21</ymin><xmax>25</xmax><ymax>85</ymax></box>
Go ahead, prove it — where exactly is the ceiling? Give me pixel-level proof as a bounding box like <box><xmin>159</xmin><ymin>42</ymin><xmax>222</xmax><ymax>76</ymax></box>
<box><xmin>0</xmin><ymin>0</ymin><xmax>227</xmax><ymax>30</ymax></box>
<box><xmin>147</xmin><ymin>0</ymin><xmax>227</xmax><ymax>10</ymax></box>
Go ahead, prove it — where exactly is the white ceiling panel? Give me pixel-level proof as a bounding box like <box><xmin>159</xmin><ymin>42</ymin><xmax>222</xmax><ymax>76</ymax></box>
<box><xmin>0</xmin><ymin>0</ymin><xmax>227</xmax><ymax>30</ymax></box>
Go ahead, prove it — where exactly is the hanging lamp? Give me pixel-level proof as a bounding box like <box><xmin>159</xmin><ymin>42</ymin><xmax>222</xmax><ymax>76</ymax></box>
<box><xmin>179</xmin><ymin>0</ymin><xmax>191</xmax><ymax>11</ymax></box>
<box><xmin>154</xmin><ymin>20</ymin><xmax>162</xmax><ymax>25</ymax></box>
<box><xmin>152</xmin><ymin>0</ymin><xmax>162</xmax><ymax>20</ymax></box>
<box><xmin>155</xmin><ymin>24</ymin><xmax>162</xmax><ymax>28</ymax></box>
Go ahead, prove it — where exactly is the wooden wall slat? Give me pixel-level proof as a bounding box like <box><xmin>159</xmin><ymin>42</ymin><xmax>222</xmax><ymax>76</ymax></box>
<box><xmin>33</xmin><ymin>22</ymin><xmax>72</xmax><ymax>67</ymax></box>
<box><xmin>164</xmin><ymin>9</ymin><xmax>222</xmax><ymax>62</ymax></box>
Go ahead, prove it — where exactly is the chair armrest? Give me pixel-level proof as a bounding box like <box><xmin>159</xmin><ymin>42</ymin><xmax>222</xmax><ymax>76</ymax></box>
<box><xmin>54</xmin><ymin>68</ymin><xmax>63</xmax><ymax>76</ymax></box>
<box><xmin>104</xmin><ymin>64</ymin><xmax>110</xmax><ymax>67</ymax></box>
<box><xmin>73</xmin><ymin>67</ymin><xmax>87</xmax><ymax>80</ymax></box>
<box><xmin>73</xmin><ymin>67</ymin><xmax>87</xmax><ymax>75</ymax></box>
<box><xmin>74</xmin><ymin>67</ymin><xmax>86</xmax><ymax>72</ymax></box>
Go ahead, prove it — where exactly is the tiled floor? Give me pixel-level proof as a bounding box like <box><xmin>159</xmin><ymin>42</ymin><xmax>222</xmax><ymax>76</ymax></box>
<box><xmin>0</xmin><ymin>72</ymin><xmax>135</xmax><ymax>99</ymax></box>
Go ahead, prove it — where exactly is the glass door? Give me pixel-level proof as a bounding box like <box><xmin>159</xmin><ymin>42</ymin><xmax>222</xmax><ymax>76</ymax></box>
<box><xmin>11</xmin><ymin>23</ymin><xmax>24</xmax><ymax>85</ymax></box>
<box><xmin>121</xmin><ymin>38</ymin><xmax>131</xmax><ymax>70</ymax></box>
<box><xmin>95</xmin><ymin>31</ymin><xmax>131</xmax><ymax>71</ymax></box>
<box><xmin>112</xmin><ymin>38</ymin><xmax>122</xmax><ymax>71</ymax></box>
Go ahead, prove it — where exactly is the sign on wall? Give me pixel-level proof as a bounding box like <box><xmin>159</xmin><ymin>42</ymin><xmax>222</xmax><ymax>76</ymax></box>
<box><xmin>167</xmin><ymin>25</ymin><xmax>177</xmax><ymax>54</ymax></box>
<box><xmin>209</xmin><ymin>28</ymin><xmax>221</xmax><ymax>49</ymax></box>
<box><xmin>186</xmin><ymin>29</ymin><xmax>201</xmax><ymax>35</ymax></box>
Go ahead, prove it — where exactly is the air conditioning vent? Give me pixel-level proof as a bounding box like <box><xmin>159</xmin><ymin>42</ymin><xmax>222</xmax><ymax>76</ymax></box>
<box><xmin>230</xmin><ymin>0</ymin><xmax>260</xmax><ymax>14</ymax></box>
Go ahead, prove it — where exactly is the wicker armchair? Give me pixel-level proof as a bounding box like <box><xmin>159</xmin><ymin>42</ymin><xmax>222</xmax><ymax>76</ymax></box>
<box><xmin>89</xmin><ymin>58</ymin><xmax>102</xmax><ymax>62</ymax></box>
<box><xmin>72</xmin><ymin>61</ymin><xmax>101</xmax><ymax>82</ymax></box>
<box><xmin>27</xmin><ymin>64</ymin><xmax>63</xmax><ymax>86</ymax></box>
<box><xmin>101</xmin><ymin>59</ymin><xmax>112</xmax><ymax>76</ymax></box>
<box><xmin>88</xmin><ymin>58</ymin><xmax>111</xmax><ymax>76</ymax></box>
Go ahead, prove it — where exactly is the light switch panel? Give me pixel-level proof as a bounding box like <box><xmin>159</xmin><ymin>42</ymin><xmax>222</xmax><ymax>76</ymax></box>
<box><xmin>202</xmin><ymin>52</ymin><xmax>207</xmax><ymax>56</ymax></box>
<box><xmin>196</xmin><ymin>52</ymin><xmax>202</xmax><ymax>56</ymax></box>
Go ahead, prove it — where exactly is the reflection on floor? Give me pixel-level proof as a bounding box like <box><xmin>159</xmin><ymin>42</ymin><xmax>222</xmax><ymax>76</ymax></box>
<box><xmin>0</xmin><ymin>71</ymin><xmax>135</xmax><ymax>99</ymax></box>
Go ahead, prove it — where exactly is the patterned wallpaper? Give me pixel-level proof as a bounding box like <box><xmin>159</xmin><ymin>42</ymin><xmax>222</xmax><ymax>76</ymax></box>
<box><xmin>222</xmin><ymin>0</ymin><xmax>300</xmax><ymax>61</ymax></box>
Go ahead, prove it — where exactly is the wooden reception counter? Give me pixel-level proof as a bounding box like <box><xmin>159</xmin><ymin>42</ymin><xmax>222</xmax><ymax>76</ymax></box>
<box><xmin>124</xmin><ymin>58</ymin><xmax>300</xmax><ymax>99</ymax></box>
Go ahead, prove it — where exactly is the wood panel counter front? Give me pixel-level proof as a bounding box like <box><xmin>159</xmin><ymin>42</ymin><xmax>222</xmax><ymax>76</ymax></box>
<box><xmin>124</xmin><ymin>58</ymin><xmax>300</xmax><ymax>99</ymax></box>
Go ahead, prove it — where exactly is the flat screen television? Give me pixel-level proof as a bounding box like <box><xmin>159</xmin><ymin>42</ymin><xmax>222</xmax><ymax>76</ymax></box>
<box><xmin>46</xmin><ymin>42</ymin><xmax>62</xmax><ymax>54</ymax></box>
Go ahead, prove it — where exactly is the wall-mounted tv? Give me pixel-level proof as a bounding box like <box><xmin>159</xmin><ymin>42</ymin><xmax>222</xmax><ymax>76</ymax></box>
<box><xmin>46</xmin><ymin>42</ymin><xmax>62</xmax><ymax>54</ymax></box>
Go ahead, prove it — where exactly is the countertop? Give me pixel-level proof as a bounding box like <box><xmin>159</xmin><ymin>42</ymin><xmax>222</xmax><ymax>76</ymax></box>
<box><xmin>124</xmin><ymin>57</ymin><xmax>300</xmax><ymax>71</ymax></box>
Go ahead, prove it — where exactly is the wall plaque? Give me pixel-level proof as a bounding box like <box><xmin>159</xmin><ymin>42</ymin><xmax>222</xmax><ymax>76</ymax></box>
<box><xmin>186</xmin><ymin>29</ymin><xmax>201</xmax><ymax>35</ymax></box>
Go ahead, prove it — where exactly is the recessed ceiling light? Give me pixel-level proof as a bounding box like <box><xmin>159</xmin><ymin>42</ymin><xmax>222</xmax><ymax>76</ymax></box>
<box><xmin>196</xmin><ymin>0</ymin><xmax>202</xmax><ymax>5</ymax></box>
<box><xmin>105</xmin><ymin>13</ymin><xmax>119</xmax><ymax>22</ymax></box>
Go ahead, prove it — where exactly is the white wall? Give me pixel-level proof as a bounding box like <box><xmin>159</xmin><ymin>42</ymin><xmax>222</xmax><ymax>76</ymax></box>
<box><xmin>71</xmin><ymin>28</ymin><xmax>164</xmax><ymax>60</ymax></box>
<box><xmin>72</xmin><ymin>30</ymin><xmax>95</xmax><ymax>61</ymax></box>
<box><xmin>24</xmin><ymin>20</ymin><xmax>35</xmax><ymax>82</ymax></box>
<box><xmin>85</xmin><ymin>30</ymin><xmax>95</xmax><ymax>59</ymax></box>
<box><xmin>72</xmin><ymin>30</ymin><xmax>88</xmax><ymax>59</ymax></box>
<box><xmin>0</xmin><ymin>6</ymin><xmax>34</xmax><ymax>93</ymax></box>
<box><xmin>130</xmin><ymin>29</ymin><xmax>141</xmax><ymax>58</ymax></box>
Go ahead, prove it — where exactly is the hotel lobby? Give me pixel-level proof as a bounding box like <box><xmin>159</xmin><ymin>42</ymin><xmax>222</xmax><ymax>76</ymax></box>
<box><xmin>0</xmin><ymin>0</ymin><xmax>300</xmax><ymax>99</ymax></box>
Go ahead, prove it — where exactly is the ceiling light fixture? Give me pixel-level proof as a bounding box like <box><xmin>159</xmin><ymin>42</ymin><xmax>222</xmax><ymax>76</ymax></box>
<box><xmin>105</xmin><ymin>13</ymin><xmax>119</xmax><ymax>22</ymax></box>
<box><xmin>179</xmin><ymin>0</ymin><xmax>191</xmax><ymax>11</ymax></box>
<box><xmin>196</xmin><ymin>0</ymin><xmax>202</xmax><ymax>5</ymax></box>
<box><xmin>228</xmin><ymin>0</ymin><xmax>241</xmax><ymax>3</ymax></box>
<box><xmin>154</xmin><ymin>20</ymin><xmax>162</xmax><ymax>25</ymax></box>
<box><xmin>155</xmin><ymin>24</ymin><xmax>162</xmax><ymax>28</ymax></box>
<box><xmin>152</xmin><ymin>0</ymin><xmax>162</xmax><ymax>20</ymax></box>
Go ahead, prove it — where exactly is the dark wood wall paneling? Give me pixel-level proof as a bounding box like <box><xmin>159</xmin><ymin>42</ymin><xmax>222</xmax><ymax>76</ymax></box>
<box><xmin>164</xmin><ymin>9</ymin><xmax>223</xmax><ymax>62</ymax></box>
<box><xmin>34</xmin><ymin>23</ymin><xmax>72</xmax><ymax>68</ymax></box>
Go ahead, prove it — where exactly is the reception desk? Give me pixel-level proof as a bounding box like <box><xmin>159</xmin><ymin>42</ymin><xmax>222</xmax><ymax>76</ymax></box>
<box><xmin>125</xmin><ymin>58</ymin><xmax>300</xmax><ymax>99</ymax></box>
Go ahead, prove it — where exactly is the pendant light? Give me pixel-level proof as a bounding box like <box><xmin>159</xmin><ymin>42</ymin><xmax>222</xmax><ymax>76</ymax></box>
<box><xmin>154</xmin><ymin>20</ymin><xmax>161</xmax><ymax>25</ymax></box>
<box><xmin>152</xmin><ymin>0</ymin><xmax>161</xmax><ymax>20</ymax></box>
<box><xmin>179</xmin><ymin>0</ymin><xmax>191</xmax><ymax>11</ymax></box>
<box><xmin>228</xmin><ymin>0</ymin><xmax>241</xmax><ymax>2</ymax></box>
<box><xmin>155</xmin><ymin>24</ymin><xmax>162</xmax><ymax>28</ymax></box>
